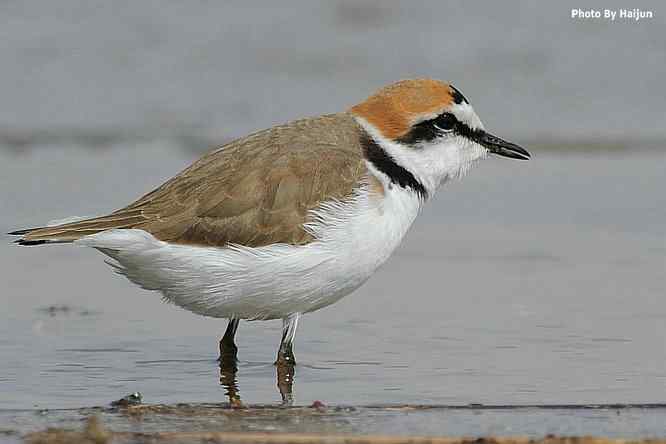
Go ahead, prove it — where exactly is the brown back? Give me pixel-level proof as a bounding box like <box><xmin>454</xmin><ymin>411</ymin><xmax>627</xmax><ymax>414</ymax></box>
<box><xmin>21</xmin><ymin>113</ymin><xmax>367</xmax><ymax>247</ymax></box>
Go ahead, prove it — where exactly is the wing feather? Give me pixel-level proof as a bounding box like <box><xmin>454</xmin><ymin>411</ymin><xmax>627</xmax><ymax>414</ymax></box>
<box><xmin>14</xmin><ymin>113</ymin><xmax>367</xmax><ymax>248</ymax></box>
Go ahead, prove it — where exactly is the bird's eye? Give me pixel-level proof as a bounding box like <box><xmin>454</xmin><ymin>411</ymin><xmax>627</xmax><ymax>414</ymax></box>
<box><xmin>433</xmin><ymin>113</ymin><xmax>457</xmax><ymax>132</ymax></box>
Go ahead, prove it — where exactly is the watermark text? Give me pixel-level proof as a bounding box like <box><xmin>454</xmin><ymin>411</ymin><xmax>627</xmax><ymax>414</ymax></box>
<box><xmin>571</xmin><ymin>8</ymin><xmax>653</xmax><ymax>21</ymax></box>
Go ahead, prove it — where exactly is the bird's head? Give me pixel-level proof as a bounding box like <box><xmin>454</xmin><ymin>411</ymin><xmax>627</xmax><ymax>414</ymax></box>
<box><xmin>350</xmin><ymin>79</ymin><xmax>529</xmax><ymax>198</ymax></box>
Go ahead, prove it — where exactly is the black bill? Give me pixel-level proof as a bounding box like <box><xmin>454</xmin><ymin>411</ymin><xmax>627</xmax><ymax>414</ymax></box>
<box><xmin>476</xmin><ymin>131</ymin><xmax>530</xmax><ymax>160</ymax></box>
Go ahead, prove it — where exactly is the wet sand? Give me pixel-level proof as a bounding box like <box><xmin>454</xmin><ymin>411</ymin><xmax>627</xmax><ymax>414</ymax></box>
<box><xmin>21</xmin><ymin>413</ymin><xmax>666</xmax><ymax>444</ymax></box>
<box><xmin>7</xmin><ymin>403</ymin><xmax>666</xmax><ymax>443</ymax></box>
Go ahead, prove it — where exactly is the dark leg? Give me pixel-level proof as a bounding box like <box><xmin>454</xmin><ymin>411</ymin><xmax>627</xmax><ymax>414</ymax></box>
<box><xmin>218</xmin><ymin>318</ymin><xmax>242</xmax><ymax>407</ymax></box>
<box><xmin>275</xmin><ymin>313</ymin><xmax>299</xmax><ymax>405</ymax></box>
<box><xmin>219</xmin><ymin>318</ymin><xmax>239</xmax><ymax>361</ymax></box>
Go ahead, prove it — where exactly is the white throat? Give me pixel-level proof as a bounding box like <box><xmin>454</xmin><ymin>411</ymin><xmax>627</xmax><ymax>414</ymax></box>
<box><xmin>355</xmin><ymin>116</ymin><xmax>487</xmax><ymax>197</ymax></box>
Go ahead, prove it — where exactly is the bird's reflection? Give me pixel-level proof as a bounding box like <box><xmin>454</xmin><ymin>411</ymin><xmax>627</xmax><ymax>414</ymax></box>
<box><xmin>218</xmin><ymin>352</ymin><xmax>296</xmax><ymax>406</ymax></box>
<box><xmin>275</xmin><ymin>357</ymin><xmax>295</xmax><ymax>405</ymax></box>
<box><xmin>218</xmin><ymin>352</ymin><xmax>242</xmax><ymax>407</ymax></box>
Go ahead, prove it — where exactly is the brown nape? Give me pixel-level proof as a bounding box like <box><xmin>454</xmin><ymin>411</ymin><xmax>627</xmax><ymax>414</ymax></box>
<box><xmin>349</xmin><ymin>78</ymin><xmax>456</xmax><ymax>140</ymax></box>
<box><xmin>14</xmin><ymin>113</ymin><xmax>370</xmax><ymax>249</ymax></box>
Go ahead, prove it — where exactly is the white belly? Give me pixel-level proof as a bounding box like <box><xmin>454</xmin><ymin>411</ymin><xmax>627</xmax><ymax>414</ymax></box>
<box><xmin>77</xmin><ymin>177</ymin><xmax>421</xmax><ymax>320</ymax></box>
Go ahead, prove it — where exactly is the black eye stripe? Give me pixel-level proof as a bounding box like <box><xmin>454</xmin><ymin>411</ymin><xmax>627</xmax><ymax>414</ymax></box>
<box><xmin>395</xmin><ymin>112</ymin><xmax>482</xmax><ymax>146</ymax></box>
<box><xmin>396</xmin><ymin>118</ymin><xmax>440</xmax><ymax>144</ymax></box>
<box><xmin>397</xmin><ymin>113</ymin><xmax>458</xmax><ymax>144</ymax></box>
<box><xmin>433</xmin><ymin>113</ymin><xmax>456</xmax><ymax>131</ymax></box>
<box><xmin>454</xmin><ymin>119</ymin><xmax>484</xmax><ymax>140</ymax></box>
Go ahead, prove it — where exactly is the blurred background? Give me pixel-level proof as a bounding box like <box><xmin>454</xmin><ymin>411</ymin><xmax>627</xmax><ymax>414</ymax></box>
<box><xmin>1</xmin><ymin>0</ymin><xmax>665</xmax><ymax>414</ymax></box>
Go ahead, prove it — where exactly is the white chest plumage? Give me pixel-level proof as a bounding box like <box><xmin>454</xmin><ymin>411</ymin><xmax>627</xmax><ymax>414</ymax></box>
<box><xmin>78</xmin><ymin>169</ymin><xmax>421</xmax><ymax>320</ymax></box>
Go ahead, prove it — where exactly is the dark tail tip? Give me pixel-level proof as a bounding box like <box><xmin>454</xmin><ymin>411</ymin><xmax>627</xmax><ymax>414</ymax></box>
<box><xmin>14</xmin><ymin>239</ymin><xmax>47</xmax><ymax>246</ymax></box>
<box><xmin>8</xmin><ymin>228</ymin><xmax>34</xmax><ymax>236</ymax></box>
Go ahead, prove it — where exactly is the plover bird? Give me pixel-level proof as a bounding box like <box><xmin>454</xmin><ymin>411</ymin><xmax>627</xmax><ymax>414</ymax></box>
<box><xmin>10</xmin><ymin>79</ymin><xmax>529</xmax><ymax>367</ymax></box>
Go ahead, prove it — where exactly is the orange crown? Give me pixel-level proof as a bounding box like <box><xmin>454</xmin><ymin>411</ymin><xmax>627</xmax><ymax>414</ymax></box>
<box><xmin>350</xmin><ymin>79</ymin><xmax>458</xmax><ymax>140</ymax></box>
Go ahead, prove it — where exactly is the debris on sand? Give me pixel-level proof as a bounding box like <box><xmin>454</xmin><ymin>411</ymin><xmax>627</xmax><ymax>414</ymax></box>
<box><xmin>110</xmin><ymin>392</ymin><xmax>143</xmax><ymax>408</ymax></box>
<box><xmin>310</xmin><ymin>400</ymin><xmax>326</xmax><ymax>410</ymax></box>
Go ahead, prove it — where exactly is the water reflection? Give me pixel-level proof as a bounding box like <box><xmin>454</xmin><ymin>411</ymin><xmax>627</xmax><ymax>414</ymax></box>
<box><xmin>276</xmin><ymin>358</ymin><xmax>295</xmax><ymax>405</ymax></box>
<box><xmin>218</xmin><ymin>353</ymin><xmax>296</xmax><ymax>407</ymax></box>
<box><xmin>217</xmin><ymin>318</ymin><xmax>297</xmax><ymax>406</ymax></box>
<box><xmin>218</xmin><ymin>319</ymin><xmax>243</xmax><ymax>407</ymax></box>
<box><xmin>218</xmin><ymin>353</ymin><xmax>242</xmax><ymax>407</ymax></box>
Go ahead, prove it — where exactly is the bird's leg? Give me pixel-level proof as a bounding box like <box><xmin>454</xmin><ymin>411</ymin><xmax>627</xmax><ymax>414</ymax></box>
<box><xmin>275</xmin><ymin>313</ymin><xmax>300</xmax><ymax>405</ymax></box>
<box><xmin>276</xmin><ymin>313</ymin><xmax>299</xmax><ymax>365</ymax></box>
<box><xmin>219</xmin><ymin>318</ymin><xmax>239</xmax><ymax>361</ymax></box>
<box><xmin>218</xmin><ymin>318</ymin><xmax>242</xmax><ymax>407</ymax></box>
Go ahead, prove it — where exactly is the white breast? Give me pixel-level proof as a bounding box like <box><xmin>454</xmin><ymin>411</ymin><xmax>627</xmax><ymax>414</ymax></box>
<box><xmin>77</xmin><ymin>170</ymin><xmax>422</xmax><ymax>320</ymax></box>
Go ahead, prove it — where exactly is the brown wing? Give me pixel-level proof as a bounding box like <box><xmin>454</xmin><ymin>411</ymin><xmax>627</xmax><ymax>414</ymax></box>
<box><xmin>17</xmin><ymin>113</ymin><xmax>367</xmax><ymax>248</ymax></box>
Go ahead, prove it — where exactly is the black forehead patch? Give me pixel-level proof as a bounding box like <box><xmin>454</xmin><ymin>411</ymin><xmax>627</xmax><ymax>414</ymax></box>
<box><xmin>450</xmin><ymin>85</ymin><xmax>469</xmax><ymax>105</ymax></box>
